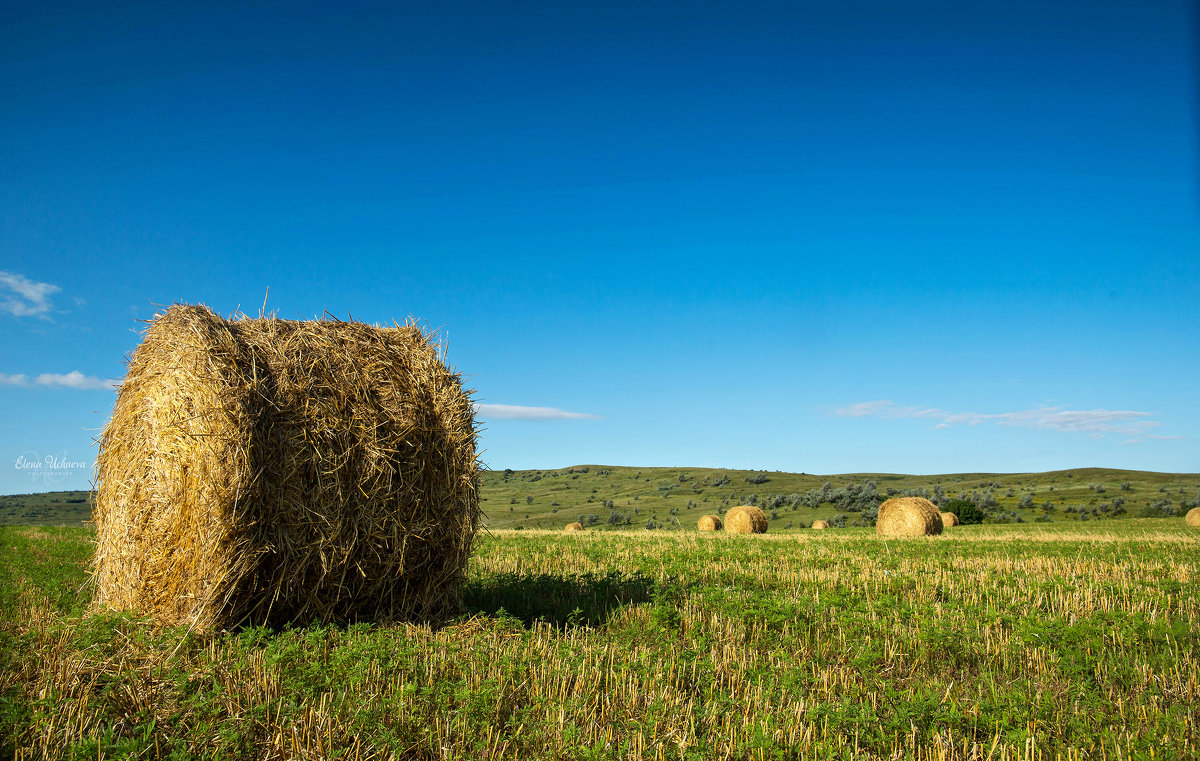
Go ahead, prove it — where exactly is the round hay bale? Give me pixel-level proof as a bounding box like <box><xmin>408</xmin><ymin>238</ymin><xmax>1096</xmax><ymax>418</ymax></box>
<box><xmin>940</xmin><ymin>512</ymin><xmax>959</xmax><ymax>527</ymax></box>
<box><xmin>697</xmin><ymin>515</ymin><xmax>722</xmax><ymax>532</ymax></box>
<box><xmin>876</xmin><ymin>497</ymin><xmax>943</xmax><ymax>537</ymax></box>
<box><xmin>1186</xmin><ymin>507</ymin><xmax>1200</xmax><ymax>527</ymax></box>
<box><xmin>564</xmin><ymin>522</ymin><xmax>585</xmax><ymax>532</ymax></box>
<box><xmin>725</xmin><ymin>505</ymin><xmax>768</xmax><ymax>534</ymax></box>
<box><xmin>92</xmin><ymin>304</ymin><xmax>480</xmax><ymax>631</ymax></box>
<box><xmin>811</xmin><ymin>519</ymin><xmax>829</xmax><ymax>530</ymax></box>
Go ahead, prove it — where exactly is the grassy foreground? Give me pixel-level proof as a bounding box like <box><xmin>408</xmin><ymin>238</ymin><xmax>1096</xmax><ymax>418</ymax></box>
<box><xmin>2</xmin><ymin>523</ymin><xmax>1198</xmax><ymax>759</ymax></box>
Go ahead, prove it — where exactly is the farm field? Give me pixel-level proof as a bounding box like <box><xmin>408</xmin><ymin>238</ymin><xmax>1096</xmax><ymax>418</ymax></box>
<box><xmin>5</xmin><ymin>465</ymin><xmax>1200</xmax><ymax>530</ymax></box>
<box><xmin>2</xmin><ymin>521</ymin><xmax>1197</xmax><ymax>759</ymax></box>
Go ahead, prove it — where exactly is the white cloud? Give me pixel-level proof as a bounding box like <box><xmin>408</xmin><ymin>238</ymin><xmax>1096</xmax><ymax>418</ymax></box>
<box><xmin>1</xmin><ymin>371</ymin><xmax>120</xmax><ymax>390</ymax></box>
<box><xmin>475</xmin><ymin>403</ymin><xmax>600</xmax><ymax>421</ymax></box>
<box><xmin>0</xmin><ymin>271</ymin><xmax>60</xmax><ymax>318</ymax></box>
<box><xmin>834</xmin><ymin>399</ymin><xmax>1165</xmax><ymax>439</ymax></box>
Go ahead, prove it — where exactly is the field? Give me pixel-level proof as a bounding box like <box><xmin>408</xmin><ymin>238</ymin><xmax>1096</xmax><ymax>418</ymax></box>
<box><xmin>5</xmin><ymin>465</ymin><xmax>1200</xmax><ymax>530</ymax></box>
<box><xmin>0</xmin><ymin>492</ymin><xmax>90</xmax><ymax>527</ymax></box>
<box><xmin>2</xmin><ymin>520</ymin><xmax>1198</xmax><ymax>759</ymax></box>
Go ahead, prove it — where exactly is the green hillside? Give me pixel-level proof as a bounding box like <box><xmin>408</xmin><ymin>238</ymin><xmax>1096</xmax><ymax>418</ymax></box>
<box><xmin>479</xmin><ymin>465</ymin><xmax>1200</xmax><ymax>530</ymax></box>
<box><xmin>4</xmin><ymin>466</ymin><xmax>1198</xmax><ymax>530</ymax></box>
<box><xmin>0</xmin><ymin>491</ymin><xmax>91</xmax><ymax>526</ymax></box>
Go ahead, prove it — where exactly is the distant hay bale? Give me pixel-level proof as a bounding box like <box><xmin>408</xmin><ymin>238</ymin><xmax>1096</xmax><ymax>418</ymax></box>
<box><xmin>564</xmin><ymin>522</ymin><xmax>585</xmax><ymax>532</ymax></box>
<box><xmin>1187</xmin><ymin>508</ymin><xmax>1200</xmax><ymax>527</ymax></box>
<box><xmin>940</xmin><ymin>512</ymin><xmax>959</xmax><ymax>527</ymax></box>
<box><xmin>697</xmin><ymin>515</ymin><xmax>722</xmax><ymax>531</ymax></box>
<box><xmin>876</xmin><ymin>497</ymin><xmax>944</xmax><ymax>537</ymax></box>
<box><xmin>92</xmin><ymin>304</ymin><xmax>480</xmax><ymax>631</ymax></box>
<box><xmin>811</xmin><ymin>520</ymin><xmax>829</xmax><ymax>530</ymax></box>
<box><xmin>725</xmin><ymin>505</ymin><xmax>768</xmax><ymax>534</ymax></box>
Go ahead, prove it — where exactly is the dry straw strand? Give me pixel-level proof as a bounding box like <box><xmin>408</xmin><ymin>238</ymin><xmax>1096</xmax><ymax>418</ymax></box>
<box><xmin>92</xmin><ymin>304</ymin><xmax>480</xmax><ymax>631</ymax></box>
<box><xmin>725</xmin><ymin>505</ymin><xmax>768</xmax><ymax>534</ymax></box>
<box><xmin>876</xmin><ymin>497</ymin><xmax>944</xmax><ymax>537</ymax></box>
<box><xmin>940</xmin><ymin>512</ymin><xmax>959</xmax><ymax>527</ymax></box>
<box><xmin>811</xmin><ymin>520</ymin><xmax>829</xmax><ymax>530</ymax></box>
<box><xmin>697</xmin><ymin>515</ymin><xmax>722</xmax><ymax>532</ymax></box>
<box><xmin>1186</xmin><ymin>507</ymin><xmax>1200</xmax><ymax>527</ymax></box>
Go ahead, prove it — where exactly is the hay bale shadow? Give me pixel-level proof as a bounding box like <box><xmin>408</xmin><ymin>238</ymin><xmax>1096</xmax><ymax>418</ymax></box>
<box><xmin>463</xmin><ymin>571</ymin><xmax>656</xmax><ymax>628</ymax></box>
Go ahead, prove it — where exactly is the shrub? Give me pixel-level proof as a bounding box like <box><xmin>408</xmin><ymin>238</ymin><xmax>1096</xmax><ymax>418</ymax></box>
<box><xmin>1138</xmin><ymin>500</ymin><xmax>1179</xmax><ymax>518</ymax></box>
<box><xmin>984</xmin><ymin>511</ymin><xmax>1025</xmax><ymax>524</ymax></box>
<box><xmin>943</xmin><ymin>499</ymin><xmax>984</xmax><ymax>525</ymax></box>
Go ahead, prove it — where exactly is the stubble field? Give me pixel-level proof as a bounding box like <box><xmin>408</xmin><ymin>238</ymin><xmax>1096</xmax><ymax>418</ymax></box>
<box><xmin>1</xmin><ymin>521</ymin><xmax>1197</xmax><ymax>760</ymax></box>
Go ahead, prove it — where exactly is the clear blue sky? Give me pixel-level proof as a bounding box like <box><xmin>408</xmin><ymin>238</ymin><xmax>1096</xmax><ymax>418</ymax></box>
<box><xmin>3</xmin><ymin>0</ymin><xmax>1198</xmax><ymax>493</ymax></box>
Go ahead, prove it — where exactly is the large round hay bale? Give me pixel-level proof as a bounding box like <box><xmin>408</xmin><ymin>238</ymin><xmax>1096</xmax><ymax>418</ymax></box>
<box><xmin>725</xmin><ymin>505</ymin><xmax>768</xmax><ymax>534</ymax></box>
<box><xmin>876</xmin><ymin>497</ymin><xmax>943</xmax><ymax>537</ymax></box>
<box><xmin>92</xmin><ymin>304</ymin><xmax>480</xmax><ymax>631</ymax></box>
<box><xmin>564</xmin><ymin>522</ymin><xmax>585</xmax><ymax>532</ymax></box>
<box><xmin>697</xmin><ymin>515</ymin><xmax>722</xmax><ymax>531</ymax></box>
<box><xmin>940</xmin><ymin>512</ymin><xmax>959</xmax><ymax>527</ymax></box>
<box><xmin>811</xmin><ymin>519</ymin><xmax>829</xmax><ymax>530</ymax></box>
<box><xmin>1186</xmin><ymin>507</ymin><xmax>1200</xmax><ymax>527</ymax></box>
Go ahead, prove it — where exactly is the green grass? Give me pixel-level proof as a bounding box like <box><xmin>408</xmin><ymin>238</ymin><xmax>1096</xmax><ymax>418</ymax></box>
<box><xmin>2</xmin><ymin>521</ymin><xmax>1198</xmax><ymax>759</ymax></box>
<box><xmin>476</xmin><ymin>465</ymin><xmax>1200</xmax><ymax>531</ymax></box>
<box><xmin>7</xmin><ymin>466</ymin><xmax>1199</xmax><ymax>531</ymax></box>
<box><xmin>0</xmin><ymin>491</ymin><xmax>91</xmax><ymax>527</ymax></box>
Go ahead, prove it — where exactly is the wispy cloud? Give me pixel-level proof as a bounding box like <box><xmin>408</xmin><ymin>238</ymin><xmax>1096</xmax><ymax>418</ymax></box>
<box><xmin>475</xmin><ymin>403</ymin><xmax>600</xmax><ymax>421</ymax></box>
<box><xmin>0</xmin><ymin>271</ymin><xmax>60</xmax><ymax>319</ymax></box>
<box><xmin>1</xmin><ymin>371</ymin><xmax>120</xmax><ymax>390</ymax></box>
<box><xmin>834</xmin><ymin>399</ymin><xmax>1168</xmax><ymax>439</ymax></box>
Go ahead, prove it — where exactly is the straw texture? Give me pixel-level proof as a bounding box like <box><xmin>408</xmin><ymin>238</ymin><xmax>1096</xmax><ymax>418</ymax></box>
<box><xmin>697</xmin><ymin>515</ymin><xmax>722</xmax><ymax>532</ymax></box>
<box><xmin>876</xmin><ymin>497</ymin><xmax>944</xmax><ymax>537</ymax></box>
<box><xmin>1186</xmin><ymin>508</ymin><xmax>1200</xmax><ymax>528</ymax></box>
<box><xmin>92</xmin><ymin>304</ymin><xmax>480</xmax><ymax>630</ymax></box>
<box><xmin>940</xmin><ymin>512</ymin><xmax>959</xmax><ymax>527</ymax></box>
<box><xmin>564</xmin><ymin>522</ymin><xmax>585</xmax><ymax>532</ymax></box>
<box><xmin>725</xmin><ymin>505</ymin><xmax>768</xmax><ymax>534</ymax></box>
<box><xmin>811</xmin><ymin>520</ymin><xmax>829</xmax><ymax>530</ymax></box>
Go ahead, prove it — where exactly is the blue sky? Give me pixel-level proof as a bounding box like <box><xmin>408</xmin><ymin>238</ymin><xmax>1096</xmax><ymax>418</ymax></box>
<box><xmin>2</xmin><ymin>0</ymin><xmax>1198</xmax><ymax>493</ymax></box>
